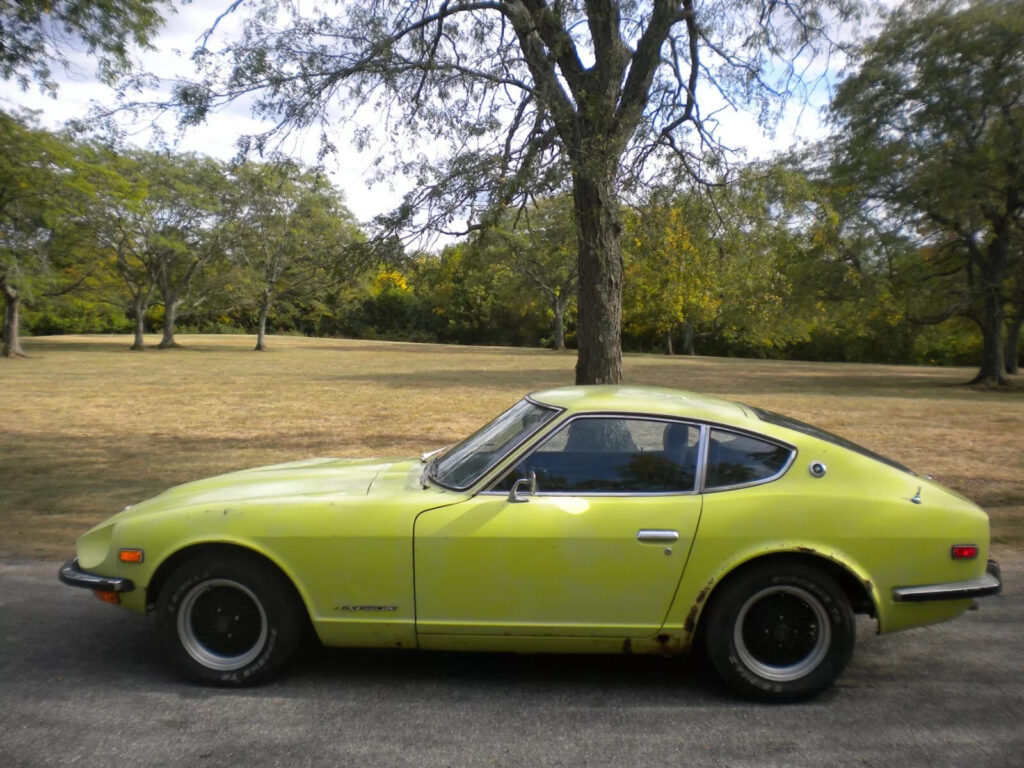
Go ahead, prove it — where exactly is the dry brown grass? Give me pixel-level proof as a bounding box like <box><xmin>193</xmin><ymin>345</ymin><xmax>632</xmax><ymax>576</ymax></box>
<box><xmin>2</xmin><ymin>333</ymin><xmax>1022</xmax><ymax>559</ymax></box>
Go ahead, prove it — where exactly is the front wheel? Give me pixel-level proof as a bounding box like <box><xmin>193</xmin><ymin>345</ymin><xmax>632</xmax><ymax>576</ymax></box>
<box><xmin>155</xmin><ymin>553</ymin><xmax>303</xmax><ymax>686</ymax></box>
<box><xmin>704</xmin><ymin>563</ymin><xmax>855</xmax><ymax>702</ymax></box>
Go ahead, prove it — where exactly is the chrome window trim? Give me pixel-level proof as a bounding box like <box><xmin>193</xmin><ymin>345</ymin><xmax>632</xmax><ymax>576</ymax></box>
<box><xmin>429</xmin><ymin>398</ymin><xmax>564</xmax><ymax>492</ymax></box>
<box><xmin>482</xmin><ymin>413</ymin><xmax>705</xmax><ymax>497</ymax></box>
<box><xmin>479</xmin><ymin>489</ymin><xmax>701</xmax><ymax>498</ymax></box>
<box><xmin>701</xmin><ymin>426</ymin><xmax>797</xmax><ymax>494</ymax></box>
<box><xmin>695</xmin><ymin>424</ymin><xmax>710</xmax><ymax>494</ymax></box>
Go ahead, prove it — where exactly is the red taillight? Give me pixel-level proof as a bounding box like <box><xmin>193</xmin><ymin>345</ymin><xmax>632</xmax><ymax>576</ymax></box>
<box><xmin>951</xmin><ymin>545</ymin><xmax>979</xmax><ymax>560</ymax></box>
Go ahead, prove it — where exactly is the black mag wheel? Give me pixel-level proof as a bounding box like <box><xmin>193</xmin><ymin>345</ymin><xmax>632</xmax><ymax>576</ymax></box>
<box><xmin>734</xmin><ymin>584</ymin><xmax>831</xmax><ymax>681</ymax></box>
<box><xmin>177</xmin><ymin>578</ymin><xmax>268</xmax><ymax>671</ymax></box>
<box><xmin>704</xmin><ymin>563</ymin><xmax>855</xmax><ymax>702</ymax></box>
<box><xmin>155</xmin><ymin>553</ymin><xmax>303</xmax><ymax>686</ymax></box>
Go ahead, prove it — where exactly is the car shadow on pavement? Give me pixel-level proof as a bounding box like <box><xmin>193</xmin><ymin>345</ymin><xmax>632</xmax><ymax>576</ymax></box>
<box><xmin>283</xmin><ymin>643</ymin><xmax>741</xmax><ymax>706</ymax></box>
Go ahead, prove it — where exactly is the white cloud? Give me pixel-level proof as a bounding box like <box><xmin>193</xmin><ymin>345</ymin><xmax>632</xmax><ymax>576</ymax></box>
<box><xmin>0</xmin><ymin>4</ymin><xmax>405</xmax><ymax>226</ymax></box>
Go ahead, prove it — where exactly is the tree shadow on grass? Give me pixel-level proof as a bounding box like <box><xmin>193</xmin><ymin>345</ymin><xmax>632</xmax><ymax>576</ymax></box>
<box><xmin>1</xmin><ymin>429</ymin><xmax>458</xmax><ymax>558</ymax></box>
<box><xmin>328</xmin><ymin>368</ymin><xmax>572</xmax><ymax>391</ymax></box>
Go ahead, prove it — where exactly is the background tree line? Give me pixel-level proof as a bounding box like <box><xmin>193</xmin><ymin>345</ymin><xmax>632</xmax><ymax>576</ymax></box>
<box><xmin>0</xmin><ymin>105</ymin><xmax>1008</xmax><ymax>370</ymax></box>
<box><xmin>1</xmin><ymin>112</ymin><xmax>366</xmax><ymax>355</ymax></box>
<box><xmin>1</xmin><ymin>1</ymin><xmax>1021</xmax><ymax>381</ymax></box>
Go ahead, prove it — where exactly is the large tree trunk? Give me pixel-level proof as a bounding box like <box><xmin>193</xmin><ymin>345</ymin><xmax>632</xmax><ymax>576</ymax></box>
<box><xmin>970</xmin><ymin>288</ymin><xmax>1007</xmax><ymax>385</ymax></box>
<box><xmin>158</xmin><ymin>300</ymin><xmax>180</xmax><ymax>349</ymax></box>
<box><xmin>1006</xmin><ymin>314</ymin><xmax>1022</xmax><ymax>375</ymax></box>
<box><xmin>572</xmin><ymin>172</ymin><xmax>622</xmax><ymax>385</ymax></box>
<box><xmin>664</xmin><ymin>329</ymin><xmax>674</xmax><ymax>356</ymax></box>
<box><xmin>1</xmin><ymin>278</ymin><xmax>26</xmax><ymax>358</ymax></box>
<box><xmin>682</xmin><ymin>319</ymin><xmax>696</xmax><ymax>356</ymax></box>
<box><xmin>130</xmin><ymin>293</ymin><xmax>147</xmax><ymax>351</ymax></box>
<box><xmin>255</xmin><ymin>294</ymin><xmax>270</xmax><ymax>351</ymax></box>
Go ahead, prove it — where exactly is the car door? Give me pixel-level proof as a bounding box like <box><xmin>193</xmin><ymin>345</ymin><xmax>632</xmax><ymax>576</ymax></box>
<box><xmin>413</xmin><ymin>416</ymin><xmax>704</xmax><ymax>638</ymax></box>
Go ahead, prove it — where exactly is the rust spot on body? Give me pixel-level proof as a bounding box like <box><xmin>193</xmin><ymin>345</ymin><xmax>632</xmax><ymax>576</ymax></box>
<box><xmin>684</xmin><ymin>581</ymin><xmax>715</xmax><ymax>633</ymax></box>
<box><xmin>655</xmin><ymin>632</ymin><xmax>686</xmax><ymax>655</ymax></box>
<box><xmin>684</xmin><ymin>605</ymin><xmax>699</xmax><ymax>633</ymax></box>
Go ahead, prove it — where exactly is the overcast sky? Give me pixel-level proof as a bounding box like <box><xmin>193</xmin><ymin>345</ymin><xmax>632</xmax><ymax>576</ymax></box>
<box><xmin>0</xmin><ymin>3</ymin><xmax>837</xmax><ymax>231</ymax></box>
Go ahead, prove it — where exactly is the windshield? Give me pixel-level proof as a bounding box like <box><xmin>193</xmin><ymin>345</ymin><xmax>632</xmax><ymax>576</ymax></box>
<box><xmin>751</xmin><ymin>406</ymin><xmax>913</xmax><ymax>474</ymax></box>
<box><xmin>430</xmin><ymin>399</ymin><xmax>560</xmax><ymax>490</ymax></box>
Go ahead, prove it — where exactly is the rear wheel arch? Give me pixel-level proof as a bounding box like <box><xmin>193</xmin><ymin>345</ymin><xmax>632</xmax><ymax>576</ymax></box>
<box><xmin>697</xmin><ymin>551</ymin><xmax>876</xmax><ymax>636</ymax></box>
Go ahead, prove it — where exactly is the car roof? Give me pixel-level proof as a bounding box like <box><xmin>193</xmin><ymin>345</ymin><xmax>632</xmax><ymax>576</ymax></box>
<box><xmin>528</xmin><ymin>385</ymin><xmax>758</xmax><ymax>428</ymax></box>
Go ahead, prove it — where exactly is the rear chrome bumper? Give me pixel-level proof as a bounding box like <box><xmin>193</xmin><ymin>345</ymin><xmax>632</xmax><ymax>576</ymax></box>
<box><xmin>58</xmin><ymin>558</ymin><xmax>135</xmax><ymax>593</ymax></box>
<box><xmin>892</xmin><ymin>559</ymin><xmax>1002</xmax><ymax>603</ymax></box>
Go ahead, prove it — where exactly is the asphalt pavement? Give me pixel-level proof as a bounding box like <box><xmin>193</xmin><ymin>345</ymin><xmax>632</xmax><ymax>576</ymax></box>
<box><xmin>2</xmin><ymin>551</ymin><xmax>1022</xmax><ymax>768</ymax></box>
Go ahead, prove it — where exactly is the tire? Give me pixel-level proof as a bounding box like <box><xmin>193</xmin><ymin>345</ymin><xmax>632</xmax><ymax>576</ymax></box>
<box><xmin>704</xmin><ymin>562</ymin><xmax>855</xmax><ymax>702</ymax></box>
<box><xmin>155</xmin><ymin>552</ymin><xmax>303</xmax><ymax>686</ymax></box>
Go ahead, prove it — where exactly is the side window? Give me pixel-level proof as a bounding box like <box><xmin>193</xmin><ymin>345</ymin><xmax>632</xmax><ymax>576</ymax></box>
<box><xmin>705</xmin><ymin>428</ymin><xmax>792</xmax><ymax>489</ymax></box>
<box><xmin>494</xmin><ymin>417</ymin><xmax>699</xmax><ymax>494</ymax></box>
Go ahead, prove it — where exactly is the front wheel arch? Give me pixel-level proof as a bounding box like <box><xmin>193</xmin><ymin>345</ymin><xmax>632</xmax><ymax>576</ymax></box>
<box><xmin>146</xmin><ymin>543</ymin><xmax>308</xmax><ymax>616</ymax></box>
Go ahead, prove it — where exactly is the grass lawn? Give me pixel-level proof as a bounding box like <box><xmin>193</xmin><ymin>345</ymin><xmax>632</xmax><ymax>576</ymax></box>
<box><xmin>2</xmin><ymin>333</ymin><xmax>1022</xmax><ymax>559</ymax></box>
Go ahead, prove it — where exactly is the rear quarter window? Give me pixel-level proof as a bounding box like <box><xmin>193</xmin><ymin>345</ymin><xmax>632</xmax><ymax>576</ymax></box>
<box><xmin>705</xmin><ymin>428</ymin><xmax>793</xmax><ymax>490</ymax></box>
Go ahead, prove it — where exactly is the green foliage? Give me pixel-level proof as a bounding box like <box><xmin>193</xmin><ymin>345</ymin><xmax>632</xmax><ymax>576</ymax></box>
<box><xmin>24</xmin><ymin>294</ymin><xmax>132</xmax><ymax>335</ymax></box>
<box><xmin>623</xmin><ymin>164</ymin><xmax>828</xmax><ymax>357</ymax></box>
<box><xmin>0</xmin><ymin>109</ymin><xmax>110</xmax><ymax>355</ymax></box>
<box><xmin>0</xmin><ymin>0</ymin><xmax>169</xmax><ymax>92</ymax></box>
<box><xmin>623</xmin><ymin>202</ymin><xmax>713</xmax><ymax>349</ymax></box>
<box><xmin>2</xmin><ymin>94</ymin><xmax>1018</xmax><ymax>370</ymax></box>
<box><xmin>223</xmin><ymin>159</ymin><xmax>366</xmax><ymax>348</ymax></box>
<box><xmin>153</xmin><ymin>0</ymin><xmax>863</xmax><ymax>383</ymax></box>
<box><xmin>828</xmin><ymin>0</ymin><xmax>1024</xmax><ymax>382</ymax></box>
<box><xmin>466</xmin><ymin>196</ymin><xmax>578</xmax><ymax>349</ymax></box>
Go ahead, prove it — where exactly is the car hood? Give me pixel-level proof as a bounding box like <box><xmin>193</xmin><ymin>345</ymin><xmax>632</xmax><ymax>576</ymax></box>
<box><xmin>121</xmin><ymin>457</ymin><xmax>418</xmax><ymax>515</ymax></box>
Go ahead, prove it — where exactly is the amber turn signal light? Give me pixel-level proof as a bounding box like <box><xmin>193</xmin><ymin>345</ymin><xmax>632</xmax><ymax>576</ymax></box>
<box><xmin>92</xmin><ymin>590</ymin><xmax>120</xmax><ymax>605</ymax></box>
<box><xmin>118</xmin><ymin>548</ymin><xmax>144</xmax><ymax>564</ymax></box>
<box><xmin>951</xmin><ymin>545</ymin><xmax>979</xmax><ymax>560</ymax></box>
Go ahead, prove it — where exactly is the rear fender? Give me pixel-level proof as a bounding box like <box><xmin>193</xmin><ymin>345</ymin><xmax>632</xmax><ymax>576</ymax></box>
<box><xmin>660</xmin><ymin>542</ymin><xmax>880</xmax><ymax>647</ymax></box>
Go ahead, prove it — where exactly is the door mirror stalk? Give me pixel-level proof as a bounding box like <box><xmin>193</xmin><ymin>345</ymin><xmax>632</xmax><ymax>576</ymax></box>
<box><xmin>507</xmin><ymin>471</ymin><xmax>537</xmax><ymax>503</ymax></box>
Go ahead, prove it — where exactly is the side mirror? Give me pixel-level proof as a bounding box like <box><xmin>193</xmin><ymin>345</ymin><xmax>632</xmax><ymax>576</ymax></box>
<box><xmin>507</xmin><ymin>471</ymin><xmax>537</xmax><ymax>503</ymax></box>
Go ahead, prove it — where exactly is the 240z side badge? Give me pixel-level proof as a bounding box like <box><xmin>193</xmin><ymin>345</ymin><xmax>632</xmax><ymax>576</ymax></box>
<box><xmin>336</xmin><ymin>605</ymin><xmax>398</xmax><ymax>612</ymax></box>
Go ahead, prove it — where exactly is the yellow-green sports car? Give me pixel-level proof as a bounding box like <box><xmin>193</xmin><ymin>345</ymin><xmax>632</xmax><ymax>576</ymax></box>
<box><xmin>59</xmin><ymin>385</ymin><xmax>1001</xmax><ymax>701</ymax></box>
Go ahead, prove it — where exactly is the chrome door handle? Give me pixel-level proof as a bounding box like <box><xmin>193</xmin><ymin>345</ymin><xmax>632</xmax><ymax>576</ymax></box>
<box><xmin>636</xmin><ymin>529</ymin><xmax>679</xmax><ymax>543</ymax></box>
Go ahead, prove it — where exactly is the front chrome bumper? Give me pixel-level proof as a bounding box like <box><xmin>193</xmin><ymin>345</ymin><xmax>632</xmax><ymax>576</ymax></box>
<box><xmin>58</xmin><ymin>558</ymin><xmax>135</xmax><ymax>593</ymax></box>
<box><xmin>892</xmin><ymin>559</ymin><xmax>1002</xmax><ymax>603</ymax></box>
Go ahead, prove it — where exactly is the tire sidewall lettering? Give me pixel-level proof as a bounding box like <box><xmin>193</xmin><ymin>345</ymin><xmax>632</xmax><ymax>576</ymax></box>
<box><xmin>706</xmin><ymin>563</ymin><xmax>856</xmax><ymax>701</ymax></box>
<box><xmin>155</xmin><ymin>555</ymin><xmax>301</xmax><ymax>686</ymax></box>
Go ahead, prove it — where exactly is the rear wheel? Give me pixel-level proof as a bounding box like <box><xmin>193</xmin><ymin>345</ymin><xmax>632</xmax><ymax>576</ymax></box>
<box><xmin>704</xmin><ymin>563</ymin><xmax>855</xmax><ymax>702</ymax></box>
<box><xmin>155</xmin><ymin>553</ymin><xmax>303</xmax><ymax>686</ymax></box>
